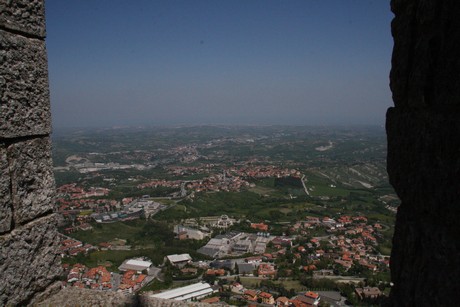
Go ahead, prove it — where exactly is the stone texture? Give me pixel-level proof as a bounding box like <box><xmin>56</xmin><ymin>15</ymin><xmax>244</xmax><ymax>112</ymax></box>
<box><xmin>37</xmin><ymin>287</ymin><xmax>138</xmax><ymax>307</ymax></box>
<box><xmin>29</xmin><ymin>281</ymin><xmax>62</xmax><ymax>306</ymax></box>
<box><xmin>0</xmin><ymin>142</ymin><xmax>12</xmax><ymax>233</ymax></box>
<box><xmin>140</xmin><ymin>293</ymin><xmax>212</xmax><ymax>307</ymax></box>
<box><xmin>0</xmin><ymin>214</ymin><xmax>62</xmax><ymax>306</ymax></box>
<box><xmin>38</xmin><ymin>288</ymin><xmax>217</xmax><ymax>307</ymax></box>
<box><xmin>0</xmin><ymin>29</ymin><xmax>51</xmax><ymax>138</ymax></box>
<box><xmin>0</xmin><ymin>0</ymin><xmax>46</xmax><ymax>38</ymax></box>
<box><xmin>8</xmin><ymin>136</ymin><xmax>55</xmax><ymax>225</ymax></box>
<box><xmin>0</xmin><ymin>1</ymin><xmax>62</xmax><ymax>306</ymax></box>
<box><xmin>387</xmin><ymin>0</ymin><xmax>460</xmax><ymax>305</ymax></box>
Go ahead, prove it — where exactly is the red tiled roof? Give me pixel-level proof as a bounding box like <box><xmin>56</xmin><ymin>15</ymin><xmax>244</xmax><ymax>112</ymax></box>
<box><xmin>135</xmin><ymin>274</ymin><xmax>146</xmax><ymax>284</ymax></box>
<box><xmin>259</xmin><ymin>292</ymin><xmax>272</xmax><ymax>298</ymax></box>
<box><xmin>305</xmin><ymin>291</ymin><xmax>319</xmax><ymax>299</ymax></box>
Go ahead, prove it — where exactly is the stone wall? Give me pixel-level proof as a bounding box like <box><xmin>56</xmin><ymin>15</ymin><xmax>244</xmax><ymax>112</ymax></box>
<box><xmin>2</xmin><ymin>0</ymin><xmax>460</xmax><ymax>305</ymax></box>
<box><xmin>387</xmin><ymin>0</ymin><xmax>460</xmax><ymax>305</ymax></box>
<box><xmin>0</xmin><ymin>3</ymin><xmax>211</xmax><ymax>305</ymax></box>
<box><xmin>38</xmin><ymin>288</ymin><xmax>211</xmax><ymax>307</ymax></box>
<box><xmin>0</xmin><ymin>0</ymin><xmax>62</xmax><ymax>305</ymax></box>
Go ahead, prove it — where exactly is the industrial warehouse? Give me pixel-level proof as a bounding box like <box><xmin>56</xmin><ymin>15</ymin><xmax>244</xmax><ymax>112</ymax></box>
<box><xmin>150</xmin><ymin>282</ymin><xmax>217</xmax><ymax>302</ymax></box>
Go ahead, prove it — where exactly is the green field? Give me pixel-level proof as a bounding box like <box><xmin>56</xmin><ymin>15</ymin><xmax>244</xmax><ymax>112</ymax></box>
<box><xmin>65</xmin><ymin>219</ymin><xmax>211</xmax><ymax>269</ymax></box>
<box><xmin>56</xmin><ymin>125</ymin><xmax>397</xmax><ymax>292</ymax></box>
<box><xmin>70</xmin><ymin>220</ymin><xmax>144</xmax><ymax>245</ymax></box>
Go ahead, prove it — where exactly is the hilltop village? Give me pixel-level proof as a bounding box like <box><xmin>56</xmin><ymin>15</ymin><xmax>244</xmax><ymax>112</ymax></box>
<box><xmin>53</xmin><ymin>126</ymin><xmax>396</xmax><ymax>306</ymax></box>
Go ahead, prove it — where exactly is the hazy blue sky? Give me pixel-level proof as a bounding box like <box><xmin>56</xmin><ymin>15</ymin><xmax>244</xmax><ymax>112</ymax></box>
<box><xmin>45</xmin><ymin>0</ymin><xmax>393</xmax><ymax>128</ymax></box>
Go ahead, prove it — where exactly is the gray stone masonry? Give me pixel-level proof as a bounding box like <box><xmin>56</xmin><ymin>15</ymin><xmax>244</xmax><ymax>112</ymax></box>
<box><xmin>0</xmin><ymin>143</ymin><xmax>12</xmax><ymax>233</ymax></box>
<box><xmin>0</xmin><ymin>0</ymin><xmax>62</xmax><ymax>305</ymax></box>
<box><xmin>8</xmin><ymin>136</ymin><xmax>55</xmax><ymax>225</ymax></box>
<box><xmin>0</xmin><ymin>214</ymin><xmax>62</xmax><ymax>306</ymax></box>
<box><xmin>0</xmin><ymin>0</ymin><xmax>46</xmax><ymax>38</ymax></box>
<box><xmin>38</xmin><ymin>287</ymin><xmax>215</xmax><ymax>307</ymax></box>
<box><xmin>0</xmin><ymin>29</ymin><xmax>51</xmax><ymax>138</ymax></box>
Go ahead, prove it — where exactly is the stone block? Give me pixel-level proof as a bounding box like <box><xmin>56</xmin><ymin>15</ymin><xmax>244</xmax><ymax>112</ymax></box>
<box><xmin>0</xmin><ymin>0</ymin><xmax>46</xmax><ymax>38</ymax></box>
<box><xmin>0</xmin><ymin>214</ymin><xmax>62</xmax><ymax>306</ymax></box>
<box><xmin>0</xmin><ymin>143</ymin><xmax>12</xmax><ymax>233</ymax></box>
<box><xmin>0</xmin><ymin>29</ymin><xmax>51</xmax><ymax>138</ymax></box>
<box><xmin>8</xmin><ymin>136</ymin><xmax>55</xmax><ymax>225</ymax></box>
<box><xmin>38</xmin><ymin>288</ymin><xmax>138</xmax><ymax>307</ymax></box>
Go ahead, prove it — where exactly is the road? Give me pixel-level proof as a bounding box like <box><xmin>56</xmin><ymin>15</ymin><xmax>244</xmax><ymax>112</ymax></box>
<box><xmin>301</xmin><ymin>175</ymin><xmax>310</xmax><ymax>196</ymax></box>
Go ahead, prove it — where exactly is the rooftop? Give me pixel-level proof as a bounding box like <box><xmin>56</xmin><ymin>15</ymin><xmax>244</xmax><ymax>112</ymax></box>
<box><xmin>150</xmin><ymin>282</ymin><xmax>214</xmax><ymax>301</ymax></box>
<box><xmin>166</xmin><ymin>254</ymin><xmax>192</xmax><ymax>263</ymax></box>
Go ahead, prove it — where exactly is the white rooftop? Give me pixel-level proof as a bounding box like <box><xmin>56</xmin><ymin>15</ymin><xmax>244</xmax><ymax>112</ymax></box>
<box><xmin>151</xmin><ymin>282</ymin><xmax>213</xmax><ymax>301</ymax></box>
<box><xmin>126</xmin><ymin>259</ymin><xmax>152</xmax><ymax>267</ymax></box>
<box><xmin>118</xmin><ymin>258</ymin><xmax>152</xmax><ymax>272</ymax></box>
<box><xmin>167</xmin><ymin>253</ymin><xmax>192</xmax><ymax>263</ymax></box>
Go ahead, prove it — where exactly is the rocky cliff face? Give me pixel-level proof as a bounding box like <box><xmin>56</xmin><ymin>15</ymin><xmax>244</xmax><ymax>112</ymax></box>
<box><xmin>0</xmin><ymin>0</ymin><xmax>62</xmax><ymax>305</ymax></box>
<box><xmin>387</xmin><ymin>0</ymin><xmax>460</xmax><ymax>305</ymax></box>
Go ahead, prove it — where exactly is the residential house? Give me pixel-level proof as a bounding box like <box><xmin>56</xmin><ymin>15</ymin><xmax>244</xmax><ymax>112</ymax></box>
<box><xmin>293</xmin><ymin>292</ymin><xmax>320</xmax><ymax>306</ymax></box>
<box><xmin>271</xmin><ymin>236</ymin><xmax>292</xmax><ymax>248</ymax></box>
<box><xmin>205</xmin><ymin>269</ymin><xmax>225</xmax><ymax>276</ymax></box>
<box><xmin>250</xmin><ymin>223</ymin><xmax>269</xmax><ymax>231</ymax></box>
<box><xmin>276</xmin><ymin>296</ymin><xmax>290</xmax><ymax>306</ymax></box>
<box><xmin>244</xmin><ymin>290</ymin><xmax>258</xmax><ymax>302</ymax></box>
<box><xmin>258</xmin><ymin>263</ymin><xmax>276</xmax><ymax>278</ymax></box>
<box><xmin>355</xmin><ymin>287</ymin><xmax>382</xmax><ymax>300</ymax></box>
<box><xmin>230</xmin><ymin>282</ymin><xmax>244</xmax><ymax>293</ymax></box>
<box><xmin>259</xmin><ymin>292</ymin><xmax>275</xmax><ymax>305</ymax></box>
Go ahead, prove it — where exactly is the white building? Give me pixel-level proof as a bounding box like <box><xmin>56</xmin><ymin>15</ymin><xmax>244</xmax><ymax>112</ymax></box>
<box><xmin>150</xmin><ymin>282</ymin><xmax>216</xmax><ymax>301</ymax></box>
<box><xmin>118</xmin><ymin>258</ymin><xmax>152</xmax><ymax>274</ymax></box>
<box><xmin>166</xmin><ymin>253</ymin><xmax>192</xmax><ymax>268</ymax></box>
<box><xmin>174</xmin><ymin>225</ymin><xmax>210</xmax><ymax>240</ymax></box>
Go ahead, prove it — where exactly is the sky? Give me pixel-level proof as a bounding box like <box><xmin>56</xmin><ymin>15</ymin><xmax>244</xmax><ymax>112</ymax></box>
<box><xmin>45</xmin><ymin>0</ymin><xmax>394</xmax><ymax>128</ymax></box>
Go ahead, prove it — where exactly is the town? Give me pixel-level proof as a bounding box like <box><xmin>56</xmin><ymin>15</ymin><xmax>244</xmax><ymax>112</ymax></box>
<box><xmin>52</xmin><ymin>126</ymin><xmax>396</xmax><ymax>306</ymax></box>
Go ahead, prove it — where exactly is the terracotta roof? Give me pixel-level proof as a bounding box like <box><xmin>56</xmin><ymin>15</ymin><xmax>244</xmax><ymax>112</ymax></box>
<box><xmin>276</xmin><ymin>296</ymin><xmax>289</xmax><ymax>303</ymax></box>
<box><xmin>305</xmin><ymin>291</ymin><xmax>319</xmax><ymax>299</ymax></box>
<box><xmin>135</xmin><ymin>274</ymin><xmax>146</xmax><ymax>283</ymax></box>
<box><xmin>259</xmin><ymin>292</ymin><xmax>272</xmax><ymax>298</ymax></box>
